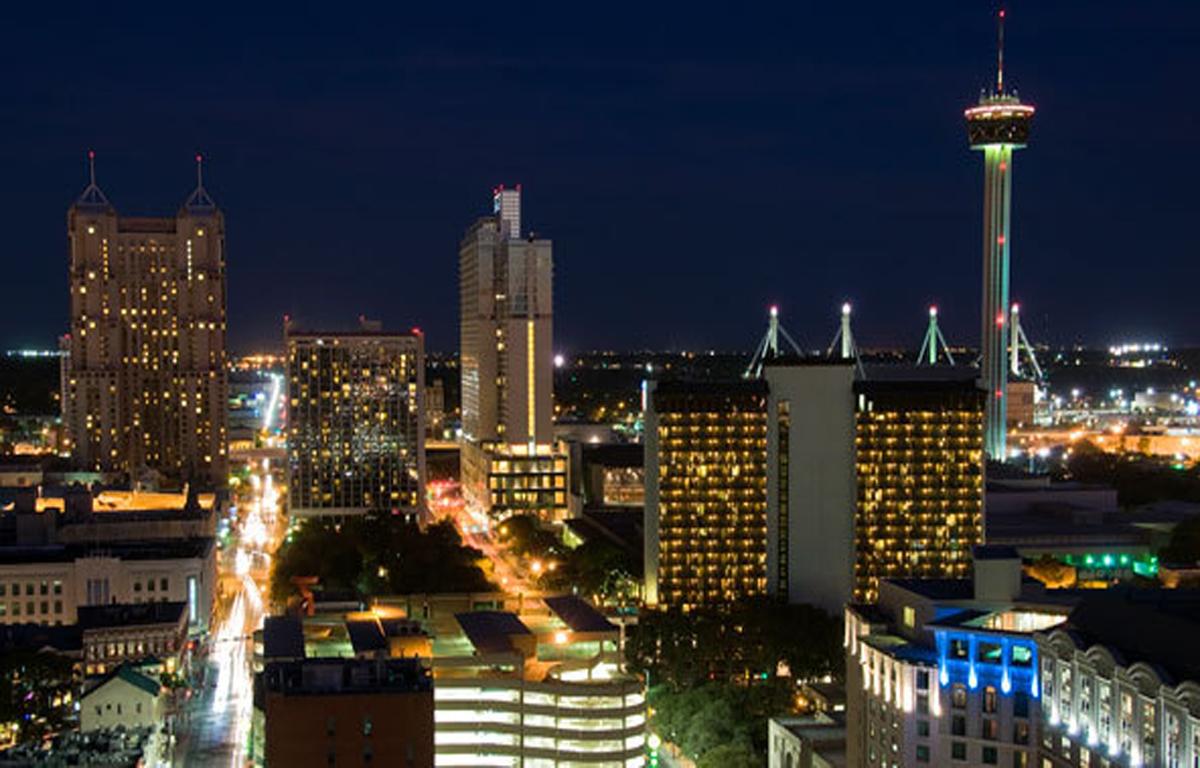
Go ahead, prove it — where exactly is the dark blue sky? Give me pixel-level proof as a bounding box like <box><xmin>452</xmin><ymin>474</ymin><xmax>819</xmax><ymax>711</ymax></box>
<box><xmin>2</xmin><ymin>1</ymin><xmax>1197</xmax><ymax>355</ymax></box>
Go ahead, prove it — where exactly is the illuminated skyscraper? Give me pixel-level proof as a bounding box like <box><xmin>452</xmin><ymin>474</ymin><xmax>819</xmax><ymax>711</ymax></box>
<box><xmin>286</xmin><ymin>326</ymin><xmax>425</xmax><ymax>518</ymax></box>
<box><xmin>853</xmin><ymin>372</ymin><xmax>986</xmax><ymax>603</ymax></box>
<box><xmin>644</xmin><ymin>380</ymin><xmax>768</xmax><ymax>608</ymax></box>
<box><xmin>459</xmin><ymin>186</ymin><xmax>565</xmax><ymax>522</ymax></box>
<box><xmin>966</xmin><ymin>9</ymin><xmax>1034</xmax><ymax>460</ymax></box>
<box><xmin>62</xmin><ymin>153</ymin><xmax>228</xmax><ymax>486</ymax></box>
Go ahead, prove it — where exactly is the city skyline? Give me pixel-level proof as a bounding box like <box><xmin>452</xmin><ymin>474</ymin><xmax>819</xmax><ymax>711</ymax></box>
<box><xmin>3</xmin><ymin>2</ymin><xmax>1198</xmax><ymax>354</ymax></box>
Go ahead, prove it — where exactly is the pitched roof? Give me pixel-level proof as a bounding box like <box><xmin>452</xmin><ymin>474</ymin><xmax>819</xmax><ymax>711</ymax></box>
<box><xmin>543</xmin><ymin>595</ymin><xmax>617</xmax><ymax>633</ymax></box>
<box><xmin>85</xmin><ymin>665</ymin><xmax>161</xmax><ymax>699</ymax></box>
<box><xmin>455</xmin><ymin>611</ymin><xmax>530</xmax><ymax>654</ymax></box>
<box><xmin>262</xmin><ymin>616</ymin><xmax>306</xmax><ymax>660</ymax></box>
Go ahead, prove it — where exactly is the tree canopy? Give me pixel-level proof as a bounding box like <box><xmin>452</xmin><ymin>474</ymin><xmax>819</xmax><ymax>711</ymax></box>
<box><xmin>628</xmin><ymin>596</ymin><xmax>842</xmax><ymax>689</ymax></box>
<box><xmin>270</xmin><ymin>517</ymin><xmax>493</xmax><ymax>603</ymax></box>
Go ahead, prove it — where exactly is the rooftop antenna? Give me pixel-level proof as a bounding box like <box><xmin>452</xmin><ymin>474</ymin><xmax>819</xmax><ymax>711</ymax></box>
<box><xmin>996</xmin><ymin>7</ymin><xmax>1006</xmax><ymax>95</ymax></box>
<box><xmin>75</xmin><ymin>149</ymin><xmax>111</xmax><ymax>208</ymax></box>
<box><xmin>184</xmin><ymin>152</ymin><xmax>216</xmax><ymax>211</ymax></box>
<box><xmin>917</xmin><ymin>305</ymin><xmax>956</xmax><ymax>366</ymax></box>
<box><xmin>827</xmin><ymin>302</ymin><xmax>865</xmax><ymax>377</ymax></box>
<box><xmin>1009</xmin><ymin>303</ymin><xmax>1043</xmax><ymax>381</ymax></box>
<box><xmin>744</xmin><ymin>304</ymin><xmax>804</xmax><ymax>379</ymax></box>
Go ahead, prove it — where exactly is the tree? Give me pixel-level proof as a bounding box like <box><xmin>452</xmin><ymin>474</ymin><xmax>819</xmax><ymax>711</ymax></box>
<box><xmin>271</xmin><ymin>517</ymin><xmax>493</xmax><ymax>604</ymax></box>
<box><xmin>1161</xmin><ymin>517</ymin><xmax>1200</xmax><ymax>565</ymax></box>
<box><xmin>496</xmin><ymin>515</ymin><xmax>561</xmax><ymax>559</ymax></box>
<box><xmin>697</xmin><ymin>744</ymin><xmax>761</xmax><ymax>768</ymax></box>
<box><xmin>0</xmin><ymin>650</ymin><xmax>76</xmax><ymax>744</ymax></box>
<box><xmin>628</xmin><ymin>598</ymin><xmax>842</xmax><ymax>689</ymax></box>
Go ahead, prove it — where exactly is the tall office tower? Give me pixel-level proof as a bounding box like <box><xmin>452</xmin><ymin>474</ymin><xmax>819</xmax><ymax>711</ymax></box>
<box><xmin>966</xmin><ymin>9</ymin><xmax>1034</xmax><ymax>460</ymax></box>
<box><xmin>644</xmin><ymin>380</ymin><xmax>768</xmax><ymax>608</ymax></box>
<box><xmin>764</xmin><ymin>362</ymin><xmax>858</xmax><ymax>615</ymax></box>
<box><xmin>459</xmin><ymin>186</ymin><xmax>566</xmax><ymax>522</ymax></box>
<box><xmin>286</xmin><ymin>326</ymin><xmax>425</xmax><ymax>518</ymax></box>
<box><xmin>62</xmin><ymin>154</ymin><xmax>228</xmax><ymax>486</ymax></box>
<box><xmin>853</xmin><ymin>371</ymin><xmax>986</xmax><ymax>603</ymax></box>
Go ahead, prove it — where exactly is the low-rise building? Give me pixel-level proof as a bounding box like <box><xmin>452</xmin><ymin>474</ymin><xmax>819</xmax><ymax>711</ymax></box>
<box><xmin>80</xmin><ymin>665</ymin><xmax>164</xmax><ymax>732</ymax></box>
<box><xmin>257</xmin><ymin>593</ymin><xmax>647</xmax><ymax>767</ymax></box>
<box><xmin>255</xmin><ymin>657</ymin><xmax>434</xmax><ymax>768</ymax></box>
<box><xmin>1036</xmin><ymin>589</ymin><xmax>1200</xmax><ymax>767</ymax></box>
<box><xmin>769</xmin><ymin>713</ymin><xmax>848</xmax><ymax>768</ymax></box>
<box><xmin>846</xmin><ymin>547</ymin><xmax>1076</xmax><ymax>768</ymax></box>
<box><xmin>0</xmin><ymin>538</ymin><xmax>215</xmax><ymax>633</ymax></box>
<box><xmin>77</xmin><ymin>601</ymin><xmax>190</xmax><ymax>677</ymax></box>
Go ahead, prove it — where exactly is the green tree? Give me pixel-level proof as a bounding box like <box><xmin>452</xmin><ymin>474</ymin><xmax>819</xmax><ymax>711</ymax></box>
<box><xmin>271</xmin><ymin>517</ymin><xmax>493</xmax><ymax>604</ymax></box>
<box><xmin>1161</xmin><ymin>517</ymin><xmax>1200</xmax><ymax>565</ymax></box>
<box><xmin>0</xmin><ymin>650</ymin><xmax>76</xmax><ymax>744</ymax></box>
<box><xmin>697</xmin><ymin>744</ymin><xmax>761</xmax><ymax>768</ymax></box>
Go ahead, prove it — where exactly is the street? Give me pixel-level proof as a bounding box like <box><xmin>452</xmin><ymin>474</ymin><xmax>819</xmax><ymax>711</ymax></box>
<box><xmin>172</xmin><ymin>456</ymin><xmax>279</xmax><ymax>767</ymax></box>
<box><xmin>428</xmin><ymin>479</ymin><xmax>534</xmax><ymax>594</ymax></box>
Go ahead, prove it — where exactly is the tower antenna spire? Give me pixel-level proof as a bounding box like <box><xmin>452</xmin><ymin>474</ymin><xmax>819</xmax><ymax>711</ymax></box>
<box><xmin>996</xmin><ymin>7</ymin><xmax>1006</xmax><ymax>95</ymax></box>
<box><xmin>184</xmin><ymin>152</ymin><xmax>216</xmax><ymax>211</ymax></box>
<box><xmin>76</xmin><ymin>149</ymin><xmax>111</xmax><ymax>208</ymax></box>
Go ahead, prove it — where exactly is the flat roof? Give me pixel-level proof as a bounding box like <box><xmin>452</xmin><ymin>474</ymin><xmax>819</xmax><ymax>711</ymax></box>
<box><xmin>77</xmin><ymin>601</ymin><xmax>186</xmax><ymax>630</ymax></box>
<box><xmin>287</xmin><ymin>330</ymin><xmax>419</xmax><ymax>340</ymax></box>
<box><xmin>0</xmin><ymin>538</ymin><xmax>213</xmax><ymax>565</ymax></box>
<box><xmin>886</xmin><ymin>579</ymin><xmax>975</xmax><ymax>601</ymax></box>
<box><xmin>1058</xmin><ymin>589</ymin><xmax>1200</xmax><ymax>683</ymax></box>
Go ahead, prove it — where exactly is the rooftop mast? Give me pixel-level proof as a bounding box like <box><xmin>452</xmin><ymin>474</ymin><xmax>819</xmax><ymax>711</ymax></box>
<box><xmin>744</xmin><ymin>305</ymin><xmax>804</xmax><ymax>379</ymax></box>
<box><xmin>917</xmin><ymin>306</ymin><xmax>956</xmax><ymax>366</ymax></box>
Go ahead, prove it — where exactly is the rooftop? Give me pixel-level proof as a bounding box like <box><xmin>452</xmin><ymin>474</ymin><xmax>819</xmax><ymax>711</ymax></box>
<box><xmin>454</xmin><ymin>611</ymin><xmax>532</xmax><ymax>655</ymax></box>
<box><xmin>261</xmin><ymin>657</ymin><xmax>431</xmax><ymax>696</ymax></box>
<box><xmin>543</xmin><ymin>595</ymin><xmax>617</xmax><ymax>634</ymax></box>
<box><xmin>0</xmin><ymin>538</ymin><xmax>214</xmax><ymax>565</ymax></box>
<box><xmin>262</xmin><ymin>616</ymin><xmax>306</xmax><ymax>660</ymax></box>
<box><xmin>1053</xmin><ymin>589</ymin><xmax>1200</xmax><ymax>684</ymax></box>
<box><xmin>84</xmin><ymin>665</ymin><xmax>162</xmax><ymax>699</ymax></box>
<box><xmin>77</xmin><ymin>601</ymin><xmax>186</xmax><ymax>631</ymax></box>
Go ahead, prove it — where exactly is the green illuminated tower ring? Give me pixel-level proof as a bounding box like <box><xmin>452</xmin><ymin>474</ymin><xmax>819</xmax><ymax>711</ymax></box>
<box><xmin>966</xmin><ymin>7</ymin><xmax>1034</xmax><ymax>461</ymax></box>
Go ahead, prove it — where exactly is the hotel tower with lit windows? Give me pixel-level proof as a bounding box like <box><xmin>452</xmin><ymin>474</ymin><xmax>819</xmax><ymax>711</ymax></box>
<box><xmin>459</xmin><ymin>186</ymin><xmax>567</xmax><ymax>523</ymax></box>
<box><xmin>62</xmin><ymin>154</ymin><xmax>228</xmax><ymax>486</ymax></box>
<box><xmin>853</xmin><ymin>374</ymin><xmax>987</xmax><ymax>603</ymax></box>
<box><xmin>285</xmin><ymin>327</ymin><xmax>425</xmax><ymax>518</ymax></box>
<box><xmin>644</xmin><ymin>380</ymin><xmax>769</xmax><ymax>608</ymax></box>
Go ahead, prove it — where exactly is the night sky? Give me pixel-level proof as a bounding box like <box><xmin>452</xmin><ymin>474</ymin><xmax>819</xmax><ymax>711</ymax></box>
<box><xmin>3</xmin><ymin>2</ymin><xmax>1197</xmax><ymax>355</ymax></box>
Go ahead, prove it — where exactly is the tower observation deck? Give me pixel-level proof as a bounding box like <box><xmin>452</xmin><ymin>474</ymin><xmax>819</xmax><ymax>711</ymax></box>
<box><xmin>966</xmin><ymin>7</ymin><xmax>1034</xmax><ymax>461</ymax></box>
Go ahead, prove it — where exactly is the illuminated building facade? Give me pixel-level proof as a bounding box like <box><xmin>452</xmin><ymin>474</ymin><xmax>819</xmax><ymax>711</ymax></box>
<box><xmin>254</xmin><ymin>593</ymin><xmax>646</xmax><ymax>767</ymax></box>
<box><xmin>62</xmin><ymin>155</ymin><xmax>228</xmax><ymax>486</ymax></box>
<box><xmin>846</xmin><ymin>550</ymin><xmax>1070</xmax><ymax>768</ymax></box>
<box><xmin>966</xmin><ymin>9</ymin><xmax>1035</xmax><ymax>460</ymax></box>
<box><xmin>1036</xmin><ymin>591</ymin><xmax>1200</xmax><ymax>768</ymax></box>
<box><xmin>459</xmin><ymin>186</ymin><xmax>566</xmax><ymax>521</ymax></box>
<box><xmin>286</xmin><ymin>329</ymin><xmax>425</xmax><ymax>518</ymax></box>
<box><xmin>0</xmin><ymin>537</ymin><xmax>215</xmax><ymax>633</ymax></box>
<box><xmin>854</xmin><ymin>373</ymin><xmax>986</xmax><ymax>603</ymax></box>
<box><xmin>256</xmin><ymin>658</ymin><xmax>434</xmax><ymax>768</ymax></box>
<box><xmin>644</xmin><ymin>380</ymin><xmax>768</xmax><ymax>608</ymax></box>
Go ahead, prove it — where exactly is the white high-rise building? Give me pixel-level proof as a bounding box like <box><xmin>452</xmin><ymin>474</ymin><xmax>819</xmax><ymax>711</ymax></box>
<box><xmin>459</xmin><ymin>186</ymin><xmax>566</xmax><ymax>522</ymax></box>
